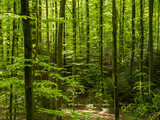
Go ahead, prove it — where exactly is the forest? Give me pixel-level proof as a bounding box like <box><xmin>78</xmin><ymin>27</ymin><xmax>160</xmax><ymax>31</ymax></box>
<box><xmin>0</xmin><ymin>0</ymin><xmax>160</xmax><ymax>120</ymax></box>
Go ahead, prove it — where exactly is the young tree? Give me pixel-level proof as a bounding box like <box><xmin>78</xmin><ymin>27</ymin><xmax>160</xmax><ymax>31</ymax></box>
<box><xmin>39</xmin><ymin>0</ymin><xmax>42</xmax><ymax>55</ymax></box>
<box><xmin>54</xmin><ymin>0</ymin><xmax>58</xmax><ymax>63</ymax></box>
<box><xmin>119</xmin><ymin>0</ymin><xmax>125</xmax><ymax>61</ymax></box>
<box><xmin>157</xmin><ymin>0</ymin><xmax>160</xmax><ymax>54</ymax></box>
<box><xmin>56</xmin><ymin>0</ymin><xmax>66</xmax><ymax>119</ymax></box>
<box><xmin>0</xmin><ymin>0</ymin><xmax>3</xmax><ymax>65</ymax></box>
<box><xmin>46</xmin><ymin>0</ymin><xmax>50</xmax><ymax>81</ymax></box>
<box><xmin>9</xmin><ymin>1</ymin><xmax>17</xmax><ymax>119</ymax></box>
<box><xmin>31</xmin><ymin>0</ymin><xmax>37</xmax><ymax>82</ymax></box>
<box><xmin>86</xmin><ymin>0</ymin><xmax>90</xmax><ymax>64</ymax></box>
<box><xmin>21</xmin><ymin>0</ymin><xmax>34</xmax><ymax>119</ymax></box>
<box><xmin>112</xmin><ymin>0</ymin><xmax>119</xmax><ymax>119</ymax></box>
<box><xmin>130</xmin><ymin>0</ymin><xmax>135</xmax><ymax>76</ymax></box>
<box><xmin>72</xmin><ymin>0</ymin><xmax>77</xmax><ymax>111</ymax></box>
<box><xmin>140</xmin><ymin>0</ymin><xmax>144</xmax><ymax>94</ymax></box>
<box><xmin>100</xmin><ymin>0</ymin><xmax>104</xmax><ymax>96</ymax></box>
<box><xmin>46</xmin><ymin>0</ymin><xmax>50</xmax><ymax>64</ymax></box>
<box><xmin>149</xmin><ymin>0</ymin><xmax>154</xmax><ymax>95</ymax></box>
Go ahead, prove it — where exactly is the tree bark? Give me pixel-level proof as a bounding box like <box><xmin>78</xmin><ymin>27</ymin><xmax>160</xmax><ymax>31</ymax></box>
<box><xmin>130</xmin><ymin>0</ymin><xmax>135</xmax><ymax>82</ymax></box>
<box><xmin>55</xmin><ymin>0</ymin><xmax>58</xmax><ymax>64</ymax></box>
<box><xmin>119</xmin><ymin>0</ymin><xmax>125</xmax><ymax>61</ymax></box>
<box><xmin>56</xmin><ymin>0</ymin><xmax>66</xmax><ymax>119</ymax></box>
<box><xmin>149</xmin><ymin>0</ymin><xmax>154</xmax><ymax>96</ymax></box>
<box><xmin>157</xmin><ymin>0</ymin><xmax>160</xmax><ymax>54</ymax></box>
<box><xmin>112</xmin><ymin>0</ymin><xmax>119</xmax><ymax>119</ymax></box>
<box><xmin>140</xmin><ymin>0</ymin><xmax>144</xmax><ymax>95</ymax></box>
<box><xmin>72</xmin><ymin>0</ymin><xmax>77</xmax><ymax>111</ymax></box>
<box><xmin>21</xmin><ymin>0</ymin><xmax>34</xmax><ymax>119</ymax></box>
<box><xmin>86</xmin><ymin>0</ymin><xmax>90</xmax><ymax>64</ymax></box>
<box><xmin>100</xmin><ymin>0</ymin><xmax>104</xmax><ymax>97</ymax></box>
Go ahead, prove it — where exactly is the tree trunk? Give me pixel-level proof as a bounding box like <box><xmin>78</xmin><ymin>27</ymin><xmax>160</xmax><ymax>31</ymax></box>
<box><xmin>100</xmin><ymin>0</ymin><xmax>104</xmax><ymax>97</ymax></box>
<box><xmin>0</xmin><ymin>0</ymin><xmax>3</xmax><ymax>64</ymax></box>
<box><xmin>56</xmin><ymin>0</ymin><xmax>66</xmax><ymax>119</ymax></box>
<box><xmin>140</xmin><ymin>0</ymin><xmax>144</xmax><ymax>95</ymax></box>
<box><xmin>38</xmin><ymin>0</ymin><xmax>42</xmax><ymax>81</ymax></box>
<box><xmin>46</xmin><ymin>0</ymin><xmax>50</xmax><ymax>81</ymax></box>
<box><xmin>86</xmin><ymin>0</ymin><xmax>90</xmax><ymax>64</ymax></box>
<box><xmin>72</xmin><ymin>0</ymin><xmax>76</xmax><ymax>111</ymax></box>
<box><xmin>10</xmin><ymin>1</ymin><xmax>17</xmax><ymax>119</ymax></box>
<box><xmin>21</xmin><ymin>0</ymin><xmax>34</xmax><ymax>119</ymax></box>
<box><xmin>130</xmin><ymin>0</ymin><xmax>135</xmax><ymax>82</ymax></box>
<box><xmin>119</xmin><ymin>0</ymin><xmax>125</xmax><ymax>61</ymax></box>
<box><xmin>157</xmin><ymin>0</ymin><xmax>160</xmax><ymax>54</ymax></box>
<box><xmin>55</xmin><ymin>0</ymin><xmax>58</xmax><ymax>64</ymax></box>
<box><xmin>149</xmin><ymin>0</ymin><xmax>154</xmax><ymax>96</ymax></box>
<box><xmin>112</xmin><ymin>0</ymin><xmax>119</xmax><ymax>119</ymax></box>
<box><xmin>32</xmin><ymin>0</ymin><xmax>37</xmax><ymax>82</ymax></box>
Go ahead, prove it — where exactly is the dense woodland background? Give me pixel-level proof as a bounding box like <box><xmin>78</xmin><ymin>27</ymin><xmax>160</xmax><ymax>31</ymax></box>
<box><xmin>0</xmin><ymin>0</ymin><xmax>160</xmax><ymax>120</ymax></box>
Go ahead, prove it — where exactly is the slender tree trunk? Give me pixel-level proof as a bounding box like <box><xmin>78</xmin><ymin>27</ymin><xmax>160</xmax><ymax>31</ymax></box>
<box><xmin>119</xmin><ymin>0</ymin><xmax>122</xmax><ymax>59</ymax></box>
<box><xmin>140</xmin><ymin>0</ymin><xmax>144</xmax><ymax>95</ymax></box>
<box><xmin>72</xmin><ymin>0</ymin><xmax>76</xmax><ymax>111</ymax></box>
<box><xmin>10</xmin><ymin>1</ymin><xmax>17</xmax><ymax>119</ymax></box>
<box><xmin>149</xmin><ymin>0</ymin><xmax>154</xmax><ymax>96</ymax></box>
<box><xmin>63</xmin><ymin>10</ymin><xmax>66</xmax><ymax>77</ymax></box>
<box><xmin>130</xmin><ymin>0</ymin><xmax>135</xmax><ymax>79</ymax></box>
<box><xmin>6</xmin><ymin>1</ymin><xmax>11</xmax><ymax>119</ymax></box>
<box><xmin>86</xmin><ymin>0</ymin><xmax>90</xmax><ymax>64</ymax></box>
<box><xmin>21</xmin><ymin>0</ymin><xmax>34</xmax><ymax>119</ymax></box>
<box><xmin>55</xmin><ymin>0</ymin><xmax>58</xmax><ymax>63</ymax></box>
<box><xmin>119</xmin><ymin>0</ymin><xmax>125</xmax><ymax>61</ymax></box>
<box><xmin>56</xmin><ymin>0</ymin><xmax>66</xmax><ymax>119</ymax></box>
<box><xmin>46</xmin><ymin>0</ymin><xmax>50</xmax><ymax>80</ymax></box>
<box><xmin>0</xmin><ymin>0</ymin><xmax>3</xmax><ymax>64</ymax></box>
<box><xmin>38</xmin><ymin>0</ymin><xmax>42</xmax><ymax>81</ymax></box>
<box><xmin>33</xmin><ymin>0</ymin><xmax>39</xmax><ymax>82</ymax></box>
<box><xmin>46</xmin><ymin>0</ymin><xmax>50</xmax><ymax>62</ymax></box>
<box><xmin>157</xmin><ymin>0</ymin><xmax>160</xmax><ymax>54</ymax></box>
<box><xmin>80</xmin><ymin>0</ymin><xmax>84</xmax><ymax>55</ymax></box>
<box><xmin>32</xmin><ymin>0</ymin><xmax>37</xmax><ymax>82</ymax></box>
<box><xmin>100</xmin><ymin>0</ymin><xmax>104</xmax><ymax>97</ymax></box>
<box><xmin>112</xmin><ymin>0</ymin><xmax>119</xmax><ymax>119</ymax></box>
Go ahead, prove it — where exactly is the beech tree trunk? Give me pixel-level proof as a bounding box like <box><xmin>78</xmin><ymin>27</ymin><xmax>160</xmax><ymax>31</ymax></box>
<box><xmin>130</xmin><ymin>0</ymin><xmax>135</xmax><ymax>83</ymax></box>
<box><xmin>56</xmin><ymin>0</ymin><xmax>66</xmax><ymax>119</ymax></box>
<box><xmin>140</xmin><ymin>0</ymin><xmax>144</xmax><ymax>95</ymax></box>
<box><xmin>72</xmin><ymin>0</ymin><xmax>77</xmax><ymax>111</ymax></box>
<box><xmin>21</xmin><ymin>0</ymin><xmax>34</xmax><ymax>119</ymax></box>
<box><xmin>149</xmin><ymin>0</ymin><xmax>154</xmax><ymax>96</ymax></box>
<box><xmin>100</xmin><ymin>0</ymin><xmax>104</xmax><ymax>96</ymax></box>
<box><xmin>112</xmin><ymin>0</ymin><xmax>119</xmax><ymax>119</ymax></box>
<box><xmin>86</xmin><ymin>0</ymin><xmax>90</xmax><ymax>64</ymax></box>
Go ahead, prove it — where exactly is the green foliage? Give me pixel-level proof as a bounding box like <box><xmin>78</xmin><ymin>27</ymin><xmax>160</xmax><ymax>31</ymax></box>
<box><xmin>122</xmin><ymin>90</ymin><xmax>160</xmax><ymax>120</ymax></box>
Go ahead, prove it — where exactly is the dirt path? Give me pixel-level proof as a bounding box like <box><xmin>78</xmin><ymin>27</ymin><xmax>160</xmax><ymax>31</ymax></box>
<box><xmin>75</xmin><ymin>109</ymin><xmax>125</xmax><ymax>120</ymax></box>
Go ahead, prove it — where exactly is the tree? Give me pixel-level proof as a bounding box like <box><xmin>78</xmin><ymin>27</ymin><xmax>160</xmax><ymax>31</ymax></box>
<box><xmin>119</xmin><ymin>0</ymin><xmax>125</xmax><ymax>61</ymax></box>
<box><xmin>72</xmin><ymin>0</ymin><xmax>77</xmax><ymax>111</ymax></box>
<box><xmin>149</xmin><ymin>0</ymin><xmax>154</xmax><ymax>96</ymax></box>
<box><xmin>54</xmin><ymin>0</ymin><xmax>58</xmax><ymax>63</ymax></box>
<box><xmin>46</xmin><ymin>0</ymin><xmax>50</xmax><ymax>81</ymax></box>
<box><xmin>112</xmin><ymin>0</ymin><xmax>119</xmax><ymax>119</ymax></box>
<box><xmin>140</xmin><ymin>0</ymin><xmax>144</xmax><ymax>94</ymax></box>
<box><xmin>9</xmin><ymin>0</ymin><xmax>17</xmax><ymax>119</ymax></box>
<box><xmin>100</xmin><ymin>0</ymin><xmax>104</xmax><ymax>96</ymax></box>
<box><xmin>86</xmin><ymin>0</ymin><xmax>90</xmax><ymax>64</ymax></box>
<box><xmin>56</xmin><ymin>0</ymin><xmax>66</xmax><ymax>119</ymax></box>
<box><xmin>21</xmin><ymin>0</ymin><xmax>34</xmax><ymax>119</ymax></box>
<box><xmin>157</xmin><ymin>0</ymin><xmax>160</xmax><ymax>54</ymax></box>
<box><xmin>130</xmin><ymin>0</ymin><xmax>135</xmax><ymax>77</ymax></box>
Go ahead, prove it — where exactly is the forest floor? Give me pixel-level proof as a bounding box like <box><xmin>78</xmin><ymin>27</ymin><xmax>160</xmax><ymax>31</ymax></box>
<box><xmin>62</xmin><ymin>92</ymin><xmax>127</xmax><ymax>120</ymax></box>
<box><xmin>63</xmin><ymin>104</ymin><xmax>126</xmax><ymax>120</ymax></box>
